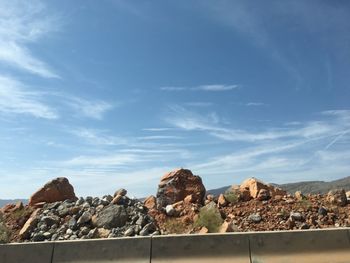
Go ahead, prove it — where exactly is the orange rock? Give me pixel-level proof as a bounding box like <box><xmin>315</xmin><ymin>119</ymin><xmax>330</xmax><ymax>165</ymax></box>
<box><xmin>295</xmin><ymin>191</ymin><xmax>305</xmax><ymax>201</ymax></box>
<box><xmin>327</xmin><ymin>189</ymin><xmax>347</xmax><ymax>206</ymax></box>
<box><xmin>257</xmin><ymin>189</ymin><xmax>270</xmax><ymax>201</ymax></box>
<box><xmin>184</xmin><ymin>194</ymin><xmax>193</xmax><ymax>204</ymax></box>
<box><xmin>19</xmin><ymin>209</ymin><xmax>41</xmax><ymax>239</ymax></box>
<box><xmin>111</xmin><ymin>195</ymin><xmax>122</xmax><ymax>205</ymax></box>
<box><xmin>219</xmin><ymin>221</ymin><xmax>236</xmax><ymax>233</ymax></box>
<box><xmin>269</xmin><ymin>185</ymin><xmax>287</xmax><ymax>197</ymax></box>
<box><xmin>156</xmin><ymin>168</ymin><xmax>206</xmax><ymax>208</ymax></box>
<box><xmin>29</xmin><ymin>177</ymin><xmax>77</xmax><ymax>206</ymax></box>
<box><xmin>206</xmin><ymin>194</ymin><xmax>214</xmax><ymax>201</ymax></box>
<box><xmin>240</xmin><ymin>178</ymin><xmax>269</xmax><ymax>198</ymax></box>
<box><xmin>199</xmin><ymin>226</ymin><xmax>208</xmax><ymax>234</ymax></box>
<box><xmin>144</xmin><ymin>195</ymin><xmax>157</xmax><ymax>210</ymax></box>
<box><xmin>218</xmin><ymin>194</ymin><xmax>227</xmax><ymax>207</ymax></box>
<box><xmin>240</xmin><ymin>177</ymin><xmax>286</xmax><ymax>200</ymax></box>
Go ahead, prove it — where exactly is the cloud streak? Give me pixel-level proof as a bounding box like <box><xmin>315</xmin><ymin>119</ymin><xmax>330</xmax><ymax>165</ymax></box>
<box><xmin>0</xmin><ymin>75</ymin><xmax>58</xmax><ymax>119</ymax></box>
<box><xmin>160</xmin><ymin>84</ymin><xmax>239</xmax><ymax>92</ymax></box>
<box><xmin>65</xmin><ymin>97</ymin><xmax>114</xmax><ymax>120</ymax></box>
<box><xmin>0</xmin><ymin>1</ymin><xmax>59</xmax><ymax>78</ymax></box>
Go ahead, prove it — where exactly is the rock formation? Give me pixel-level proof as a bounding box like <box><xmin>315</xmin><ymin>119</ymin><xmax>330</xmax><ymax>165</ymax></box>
<box><xmin>29</xmin><ymin>177</ymin><xmax>78</xmax><ymax>206</ymax></box>
<box><xmin>156</xmin><ymin>168</ymin><xmax>206</xmax><ymax>208</ymax></box>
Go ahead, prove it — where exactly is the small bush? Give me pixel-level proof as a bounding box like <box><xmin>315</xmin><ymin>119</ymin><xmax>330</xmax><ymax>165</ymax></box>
<box><xmin>163</xmin><ymin>218</ymin><xmax>188</xmax><ymax>234</ymax></box>
<box><xmin>194</xmin><ymin>204</ymin><xmax>223</xmax><ymax>233</ymax></box>
<box><xmin>298</xmin><ymin>199</ymin><xmax>312</xmax><ymax>211</ymax></box>
<box><xmin>224</xmin><ymin>191</ymin><xmax>239</xmax><ymax>204</ymax></box>
<box><xmin>0</xmin><ymin>214</ymin><xmax>9</xmax><ymax>244</ymax></box>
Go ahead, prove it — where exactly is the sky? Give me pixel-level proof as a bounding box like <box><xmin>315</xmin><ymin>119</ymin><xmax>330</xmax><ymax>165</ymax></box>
<box><xmin>0</xmin><ymin>0</ymin><xmax>350</xmax><ymax>199</ymax></box>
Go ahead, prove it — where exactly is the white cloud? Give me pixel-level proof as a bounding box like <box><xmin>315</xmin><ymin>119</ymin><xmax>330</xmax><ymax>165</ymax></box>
<box><xmin>194</xmin><ymin>84</ymin><xmax>239</xmax><ymax>91</ymax></box>
<box><xmin>160</xmin><ymin>86</ymin><xmax>186</xmax><ymax>91</ymax></box>
<box><xmin>62</xmin><ymin>153</ymin><xmax>141</xmax><ymax>167</ymax></box>
<box><xmin>160</xmin><ymin>84</ymin><xmax>240</xmax><ymax>92</ymax></box>
<box><xmin>66</xmin><ymin>97</ymin><xmax>114</xmax><ymax>120</ymax></box>
<box><xmin>142</xmin><ymin>127</ymin><xmax>174</xmax><ymax>131</ymax></box>
<box><xmin>165</xmin><ymin>106</ymin><xmax>348</xmax><ymax>142</ymax></box>
<box><xmin>185</xmin><ymin>102</ymin><xmax>213</xmax><ymax>107</ymax></box>
<box><xmin>0</xmin><ymin>75</ymin><xmax>58</xmax><ymax>119</ymax></box>
<box><xmin>0</xmin><ymin>0</ymin><xmax>59</xmax><ymax>78</ymax></box>
<box><xmin>246</xmin><ymin>102</ymin><xmax>267</xmax><ymax>106</ymax></box>
<box><xmin>70</xmin><ymin>128</ymin><xmax>127</xmax><ymax>146</ymax></box>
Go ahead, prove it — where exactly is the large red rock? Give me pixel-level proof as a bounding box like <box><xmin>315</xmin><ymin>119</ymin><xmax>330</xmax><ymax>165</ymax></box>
<box><xmin>156</xmin><ymin>168</ymin><xmax>206</xmax><ymax>208</ymax></box>
<box><xmin>29</xmin><ymin>177</ymin><xmax>77</xmax><ymax>206</ymax></box>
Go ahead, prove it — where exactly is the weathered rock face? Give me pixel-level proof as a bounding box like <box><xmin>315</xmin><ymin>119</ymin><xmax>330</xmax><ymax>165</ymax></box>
<box><xmin>156</xmin><ymin>169</ymin><xmax>206</xmax><ymax>208</ymax></box>
<box><xmin>19</xmin><ymin>209</ymin><xmax>41</xmax><ymax>239</ymax></box>
<box><xmin>29</xmin><ymin>177</ymin><xmax>78</xmax><ymax>206</ymax></box>
<box><xmin>239</xmin><ymin>178</ymin><xmax>286</xmax><ymax>200</ymax></box>
<box><xmin>327</xmin><ymin>189</ymin><xmax>348</xmax><ymax>207</ymax></box>
<box><xmin>144</xmin><ymin>196</ymin><xmax>157</xmax><ymax>210</ymax></box>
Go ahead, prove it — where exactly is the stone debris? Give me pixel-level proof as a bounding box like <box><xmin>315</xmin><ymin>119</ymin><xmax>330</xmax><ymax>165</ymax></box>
<box><xmin>1</xmin><ymin>168</ymin><xmax>349</xmax><ymax>243</ymax></box>
<box><xmin>16</xmin><ymin>193</ymin><xmax>158</xmax><ymax>242</ymax></box>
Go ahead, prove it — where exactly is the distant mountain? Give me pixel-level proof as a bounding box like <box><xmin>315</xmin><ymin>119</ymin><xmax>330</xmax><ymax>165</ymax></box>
<box><xmin>276</xmin><ymin>176</ymin><xmax>350</xmax><ymax>194</ymax></box>
<box><xmin>206</xmin><ymin>186</ymin><xmax>230</xmax><ymax>196</ymax></box>
<box><xmin>206</xmin><ymin>176</ymin><xmax>350</xmax><ymax>196</ymax></box>
<box><xmin>0</xmin><ymin>199</ymin><xmax>28</xmax><ymax>208</ymax></box>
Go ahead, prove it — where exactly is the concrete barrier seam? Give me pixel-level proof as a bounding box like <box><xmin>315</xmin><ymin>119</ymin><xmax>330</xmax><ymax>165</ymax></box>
<box><xmin>248</xmin><ymin>236</ymin><xmax>252</xmax><ymax>263</ymax></box>
<box><xmin>50</xmin><ymin>241</ymin><xmax>55</xmax><ymax>263</ymax></box>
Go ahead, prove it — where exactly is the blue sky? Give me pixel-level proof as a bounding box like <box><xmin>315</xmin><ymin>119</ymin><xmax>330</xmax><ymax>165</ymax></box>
<box><xmin>1</xmin><ymin>0</ymin><xmax>350</xmax><ymax>199</ymax></box>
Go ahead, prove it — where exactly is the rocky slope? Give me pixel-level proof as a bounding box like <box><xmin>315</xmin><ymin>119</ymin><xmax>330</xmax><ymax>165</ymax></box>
<box><xmin>1</xmin><ymin>169</ymin><xmax>349</xmax><ymax>243</ymax></box>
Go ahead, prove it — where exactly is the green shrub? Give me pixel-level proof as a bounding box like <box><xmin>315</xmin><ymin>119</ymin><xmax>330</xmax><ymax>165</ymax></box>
<box><xmin>163</xmin><ymin>218</ymin><xmax>188</xmax><ymax>234</ymax></box>
<box><xmin>194</xmin><ymin>204</ymin><xmax>223</xmax><ymax>233</ymax></box>
<box><xmin>0</xmin><ymin>214</ymin><xmax>9</xmax><ymax>244</ymax></box>
<box><xmin>298</xmin><ymin>199</ymin><xmax>312</xmax><ymax>211</ymax></box>
<box><xmin>224</xmin><ymin>190</ymin><xmax>239</xmax><ymax>204</ymax></box>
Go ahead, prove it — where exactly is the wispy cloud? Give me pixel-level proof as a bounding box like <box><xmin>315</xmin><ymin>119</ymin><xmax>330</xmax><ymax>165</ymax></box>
<box><xmin>62</xmin><ymin>153</ymin><xmax>141</xmax><ymax>167</ymax></box>
<box><xmin>194</xmin><ymin>84</ymin><xmax>239</xmax><ymax>91</ymax></box>
<box><xmin>142</xmin><ymin>127</ymin><xmax>175</xmax><ymax>132</ymax></box>
<box><xmin>246</xmin><ymin>102</ymin><xmax>267</xmax><ymax>107</ymax></box>
<box><xmin>0</xmin><ymin>75</ymin><xmax>58</xmax><ymax>119</ymax></box>
<box><xmin>70</xmin><ymin>128</ymin><xmax>127</xmax><ymax>146</ymax></box>
<box><xmin>185</xmin><ymin>102</ymin><xmax>213</xmax><ymax>107</ymax></box>
<box><xmin>65</xmin><ymin>97</ymin><xmax>114</xmax><ymax>120</ymax></box>
<box><xmin>160</xmin><ymin>84</ymin><xmax>239</xmax><ymax>92</ymax></box>
<box><xmin>0</xmin><ymin>1</ymin><xmax>59</xmax><ymax>78</ymax></box>
<box><xmin>165</xmin><ymin>106</ymin><xmax>349</xmax><ymax>142</ymax></box>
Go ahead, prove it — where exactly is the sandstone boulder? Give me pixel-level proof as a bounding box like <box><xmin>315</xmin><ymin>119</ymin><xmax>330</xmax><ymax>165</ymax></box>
<box><xmin>19</xmin><ymin>209</ymin><xmax>41</xmax><ymax>239</ymax></box>
<box><xmin>144</xmin><ymin>195</ymin><xmax>157</xmax><ymax>210</ymax></box>
<box><xmin>239</xmin><ymin>178</ymin><xmax>286</xmax><ymax>200</ymax></box>
<box><xmin>218</xmin><ymin>194</ymin><xmax>227</xmax><ymax>207</ymax></box>
<box><xmin>295</xmin><ymin>191</ymin><xmax>305</xmax><ymax>201</ymax></box>
<box><xmin>156</xmin><ymin>168</ymin><xmax>206</xmax><ymax>208</ymax></box>
<box><xmin>29</xmin><ymin>177</ymin><xmax>77</xmax><ymax>206</ymax></box>
<box><xmin>240</xmin><ymin>178</ymin><xmax>269</xmax><ymax>198</ymax></box>
<box><xmin>326</xmin><ymin>189</ymin><xmax>347</xmax><ymax>207</ymax></box>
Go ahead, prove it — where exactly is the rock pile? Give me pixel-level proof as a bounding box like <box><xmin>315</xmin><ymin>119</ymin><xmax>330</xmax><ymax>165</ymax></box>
<box><xmin>1</xmin><ymin>169</ymin><xmax>349</xmax><ymax>243</ymax></box>
<box><xmin>20</xmin><ymin>193</ymin><xmax>158</xmax><ymax>242</ymax></box>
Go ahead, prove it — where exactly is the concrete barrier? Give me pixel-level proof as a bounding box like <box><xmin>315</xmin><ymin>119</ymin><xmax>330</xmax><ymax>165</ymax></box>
<box><xmin>1</xmin><ymin>229</ymin><xmax>350</xmax><ymax>262</ymax></box>
<box><xmin>0</xmin><ymin>242</ymin><xmax>54</xmax><ymax>263</ymax></box>
<box><xmin>52</xmin><ymin>236</ymin><xmax>151</xmax><ymax>263</ymax></box>
<box><xmin>249</xmin><ymin>228</ymin><xmax>350</xmax><ymax>263</ymax></box>
<box><xmin>151</xmin><ymin>233</ymin><xmax>250</xmax><ymax>263</ymax></box>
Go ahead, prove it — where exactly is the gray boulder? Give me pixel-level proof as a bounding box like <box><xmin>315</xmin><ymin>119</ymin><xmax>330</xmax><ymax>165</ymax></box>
<box><xmin>93</xmin><ymin>205</ymin><xmax>128</xmax><ymax>229</ymax></box>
